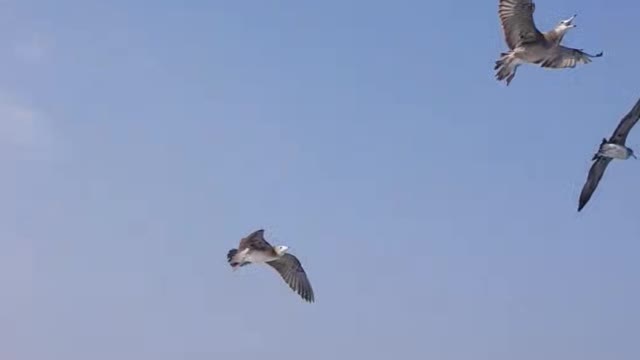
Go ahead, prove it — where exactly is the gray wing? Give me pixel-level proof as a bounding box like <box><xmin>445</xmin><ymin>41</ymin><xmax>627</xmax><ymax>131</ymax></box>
<box><xmin>267</xmin><ymin>253</ymin><xmax>315</xmax><ymax>303</ymax></box>
<box><xmin>610</xmin><ymin>97</ymin><xmax>640</xmax><ymax>145</ymax></box>
<box><xmin>498</xmin><ymin>0</ymin><xmax>544</xmax><ymax>49</ymax></box>
<box><xmin>578</xmin><ymin>157</ymin><xmax>612</xmax><ymax>212</ymax></box>
<box><xmin>238</xmin><ymin>229</ymin><xmax>273</xmax><ymax>252</ymax></box>
<box><xmin>539</xmin><ymin>46</ymin><xmax>603</xmax><ymax>69</ymax></box>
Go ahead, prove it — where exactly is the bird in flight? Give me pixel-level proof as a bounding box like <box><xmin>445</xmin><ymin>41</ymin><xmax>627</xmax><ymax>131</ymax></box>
<box><xmin>578</xmin><ymin>97</ymin><xmax>640</xmax><ymax>212</ymax></box>
<box><xmin>227</xmin><ymin>229</ymin><xmax>315</xmax><ymax>303</ymax></box>
<box><xmin>495</xmin><ymin>0</ymin><xmax>602</xmax><ymax>86</ymax></box>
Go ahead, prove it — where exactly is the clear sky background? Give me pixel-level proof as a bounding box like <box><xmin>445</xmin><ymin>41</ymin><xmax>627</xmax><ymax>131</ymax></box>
<box><xmin>2</xmin><ymin>1</ymin><xmax>639</xmax><ymax>359</ymax></box>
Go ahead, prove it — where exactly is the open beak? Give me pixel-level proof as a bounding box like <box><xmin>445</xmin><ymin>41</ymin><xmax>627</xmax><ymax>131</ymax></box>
<box><xmin>564</xmin><ymin>14</ymin><xmax>577</xmax><ymax>27</ymax></box>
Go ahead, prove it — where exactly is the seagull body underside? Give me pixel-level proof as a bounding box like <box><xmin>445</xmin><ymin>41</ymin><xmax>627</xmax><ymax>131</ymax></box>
<box><xmin>230</xmin><ymin>248</ymin><xmax>279</xmax><ymax>266</ymax></box>
<box><xmin>598</xmin><ymin>143</ymin><xmax>633</xmax><ymax>160</ymax></box>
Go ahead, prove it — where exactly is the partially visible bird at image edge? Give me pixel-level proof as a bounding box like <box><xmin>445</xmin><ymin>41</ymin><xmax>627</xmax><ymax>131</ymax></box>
<box><xmin>578</xmin><ymin>97</ymin><xmax>640</xmax><ymax>212</ymax></box>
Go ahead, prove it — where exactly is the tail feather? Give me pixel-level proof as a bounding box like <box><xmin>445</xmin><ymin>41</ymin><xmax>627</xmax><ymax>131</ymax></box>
<box><xmin>227</xmin><ymin>248</ymin><xmax>250</xmax><ymax>269</ymax></box>
<box><xmin>592</xmin><ymin>138</ymin><xmax>608</xmax><ymax>160</ymax></box>
<box><xmin>227</xmin><ymin>248</ymin><xmax>239</xmax><ymax>267</ymax></box>
<box><xmin>494</xmin><ymin>52</ymin><xmax>508</xmax><ymax>70</ymax></box>
<box><xmin>495</xmin><ymin>51</ymin><xmax>518</xmax><ymax>86</ymax></box>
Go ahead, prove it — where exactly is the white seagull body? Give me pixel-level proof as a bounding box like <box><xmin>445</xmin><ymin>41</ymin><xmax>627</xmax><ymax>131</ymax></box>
<box><xmin>578</xmin><ymin>97</ymin><xmax>640</xmax><ymax>211</ymax></box>
<box><xmin>496</xmin><ymin>0</ymin><xmax>602</xmax><ymax>85</ymax></box>
<box><xmin>227</xmin><ymin>229</ymin><xmax>315</xmax><ymax>303</ymax></box>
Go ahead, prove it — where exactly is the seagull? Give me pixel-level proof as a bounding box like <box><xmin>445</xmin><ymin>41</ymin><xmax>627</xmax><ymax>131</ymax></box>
<box><xmin>227</xmin><ymin>229</ymin><xmax>315</xmax><ymax>303</ymax></box>
<box><xmin>495</xmin><ymin>0</ymin><xmax>603</xmax><ymax>86</ymax></box>
<box><xmin>578</xmin><ymin>97</ymin><xmax>640</xmax><ymax>212</ymax></box>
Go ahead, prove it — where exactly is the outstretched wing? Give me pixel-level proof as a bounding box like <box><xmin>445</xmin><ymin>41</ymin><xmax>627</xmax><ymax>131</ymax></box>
<box><xmin>610</xmin><ymin>97</ymin><xmax>640</xmax><ymax>146</ymax></box>
<box><xmin>578</xmin><ymin>157</ymin><xmax>612</xmax><ymax>212</ymax></box>
<box><xmin>238</xmin><ymin>229</ymin><xmax>273</xmax><ymax>252</ymax></box>
<box><xmin>267</xmin><ymin>253</ymin><xmax>315</xmax><ymax>303</ymax></box>
<box><xmin>539</xmin><ymin>46</ymin><xmax>603</xmax><ymax>69</ymax></box>
<box><xmin>498</xmin><ymin>0</ymin><xmax>544</xmax><ymax>49</ymax></box>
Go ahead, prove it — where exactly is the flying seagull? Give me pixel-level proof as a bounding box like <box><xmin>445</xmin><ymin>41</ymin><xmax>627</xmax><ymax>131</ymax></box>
<box><xmin>495</xmin><ymin>0</ymin><xmax>603</xmax><ymax>85</ymax></box>
<box><xmin>578</xmin><ymin>97</ymin><xmax>640</xmax><ymax>212</ymax></box>
<box><xmin>227</xmin><ymin>229</ymin><xmax>315</xmax><ymax>303</ymax></box>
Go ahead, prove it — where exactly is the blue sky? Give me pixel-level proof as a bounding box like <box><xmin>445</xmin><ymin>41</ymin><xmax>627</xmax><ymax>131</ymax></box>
<box><xmin>2</xmin><ymin>0</ymin><xmax>639</xmax><ymax>359</ymax></box>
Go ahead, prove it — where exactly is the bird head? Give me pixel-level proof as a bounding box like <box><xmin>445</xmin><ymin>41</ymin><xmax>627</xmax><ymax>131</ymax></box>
<box><xmin>557</xmin><ymin>14</ymin><xmax>577</xmax><ymax>32</ymax></box>
<box><xmin>274</xmin><ymin>245</ymin><xmax>289</xmax><ymax>256</ymax></box>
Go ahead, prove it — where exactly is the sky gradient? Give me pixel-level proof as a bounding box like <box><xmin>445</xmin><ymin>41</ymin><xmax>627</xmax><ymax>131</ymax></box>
<box><xmin>2</xmin><ymin>1</ymin><xmax>640</xmax><ymax>359</ymax></box>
